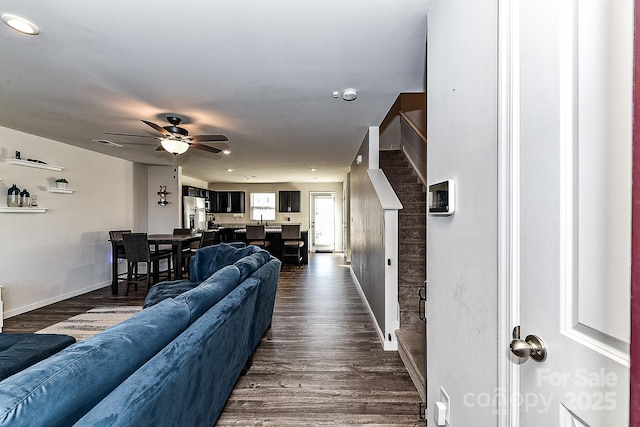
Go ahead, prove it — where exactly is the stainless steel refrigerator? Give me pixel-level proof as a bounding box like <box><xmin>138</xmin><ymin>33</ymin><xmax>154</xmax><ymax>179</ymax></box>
<box><xmin>183</xmin><ymin>196</ymin><xmax>206</xmax><ymax>231</ymax></box>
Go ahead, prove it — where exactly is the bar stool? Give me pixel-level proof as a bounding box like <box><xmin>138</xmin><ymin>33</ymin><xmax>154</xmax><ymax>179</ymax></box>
<box><xmin>281</xmin><ymin>224</ymin><xmax>304</xmax><ymax>267</ymax></box>
<box><xmin>246</xmin><ymin>224</ymin><xmax>271</xmax><ymax>249</ymax></box>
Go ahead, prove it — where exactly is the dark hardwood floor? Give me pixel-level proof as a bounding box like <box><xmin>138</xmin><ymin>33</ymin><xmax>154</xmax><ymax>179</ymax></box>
<box><xmin>2</xmin><ymin>280</ymin><xmax>146</xmax><ymax>333</ymax></box>
<box><xmin>3</xmin><ymin>253</ymin><xmax>423</xmax><ymax>426</ymax></box>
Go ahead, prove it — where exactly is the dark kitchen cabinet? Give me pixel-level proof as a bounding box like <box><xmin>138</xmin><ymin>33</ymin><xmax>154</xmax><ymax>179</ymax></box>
<box><xmin>278</xmin><ymin>191</ymin><xmax>301</xmax><ymax>212</ymax></box>
<box><xmin>182</xmin><ymin>185</ymin><xmax>210</xmax><ymax>199</ymax></box>
<box><xmin>213</xmin><ymin>191</ymin><xmax>245</xmax><ymax>213</ymax></box>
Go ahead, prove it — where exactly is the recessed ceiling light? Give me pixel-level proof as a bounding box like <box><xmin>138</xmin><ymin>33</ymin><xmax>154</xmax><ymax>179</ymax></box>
<box><xmin>223</xmin><ymin>150</ymin><xmax>231</xmax><ymax>155</ymax></box>
<box><xmin>310</xmin><ymin>168</ymin><xmax>317</xmax><ymax>172</ymax></box>
<box><xmin>226</xmin><ymin>168</ymin><xmax>233</xmax><ymax>172</ymax></box>
<box><xmin>2</xmin><ymin>14</ymin><xmax>39</xmax><ymax>35</ymax></box>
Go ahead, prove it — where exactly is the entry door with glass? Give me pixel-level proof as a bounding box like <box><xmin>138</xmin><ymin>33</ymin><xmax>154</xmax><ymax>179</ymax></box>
<box><xmin>310</xmin><ymin>193</ymin><xmax>335</xmax><ymax>252</ymax></box>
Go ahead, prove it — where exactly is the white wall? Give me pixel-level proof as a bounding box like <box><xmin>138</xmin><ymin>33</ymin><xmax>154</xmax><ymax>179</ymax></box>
<box><xmin>181</xmin><ymin>175</ymin><xmax>208</xmax><ymax>189</ymax></box>
<box><xmin>0</xmin><ymin>126</ymin><xmax>138</xmax><ymax>317</ymax></box>
<box><xmin>147</xmin><ymin>165</ymin><xmax>182</xmax><ymax>234</ymax></box>
<box><xmin>426</xmin><ymin>0</ymin><xmax>499</xmax><ymax>425</ymax></box>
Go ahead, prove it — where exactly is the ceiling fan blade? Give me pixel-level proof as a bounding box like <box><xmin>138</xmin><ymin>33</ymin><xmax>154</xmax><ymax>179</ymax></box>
<box><xmin>155</xmin><ymin>143</ymin><xmax>221</xmax><ymax>159</ymax></box>
<box><xmin>189</xmin><ymin>142</ymin><xmax>222</xmax><ymax>154</ymax></box>
<box><xmin>116</xmin><ymin>141</ymin><xmax>160</xmax><ymax>146</ymax></box>
<box><xmin>104</xmin><ymin>132</ymin><xmax>156</xmax><ymax>138</ymax></box>
<box><xmin>189</xmin><ymin>134</ymin><xmax>228</xmax><ymax>142</ymax></box>
<box><xmin>142</xmin><ymin>120</ymin><xmax>173</xmax><ymax>137</ymax></box>
<box><xmin>200</xmin><ymin>142</ymin><xmax>230</xmax><ymax>151</ymax></box>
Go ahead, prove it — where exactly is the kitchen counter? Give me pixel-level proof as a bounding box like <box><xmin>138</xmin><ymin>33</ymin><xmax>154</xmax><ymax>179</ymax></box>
<box><xmin>229</xmin><ymin>226</ymin><xmax>308</xmax><ymax>265</ymax></box>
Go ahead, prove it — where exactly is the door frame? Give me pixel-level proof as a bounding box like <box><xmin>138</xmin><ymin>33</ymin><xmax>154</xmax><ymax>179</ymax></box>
<box><xmin>497</xmin><ymin>0</ymin><xmax>521</xmax><ymax>423</ymax></box>
<box><xmin>630</xmin><ymin>0</ymin><xmax>640</xmax><ymax>424</ymax></box>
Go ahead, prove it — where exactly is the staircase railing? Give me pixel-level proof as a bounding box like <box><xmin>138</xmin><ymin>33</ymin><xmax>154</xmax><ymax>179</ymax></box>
<box><xmin>399</xmin><ymin>113</ymin><xmax>427</xmax><ymax>186</ymax></box>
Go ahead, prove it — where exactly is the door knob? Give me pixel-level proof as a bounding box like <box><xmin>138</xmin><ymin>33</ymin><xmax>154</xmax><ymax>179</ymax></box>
<box><xmin>510</xmin><ymin>326</ymin><xmax>547</xmax><ymax>362</ymax></box>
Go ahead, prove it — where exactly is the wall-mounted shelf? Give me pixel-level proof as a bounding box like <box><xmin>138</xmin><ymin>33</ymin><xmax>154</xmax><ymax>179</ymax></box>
<box><xmin>5</xmin><ymin>158</ymin><xmax>64</xmax><ymax>172</ymax></box>
<box><xmin>0</xmin><ymin>207</ymin><xmax>47</xmax><ymax>213</ymax></box>
<box><xmin>46</xmin><ymin>187</ymin><xmax>74</xmax><ymax>194</ymax></box>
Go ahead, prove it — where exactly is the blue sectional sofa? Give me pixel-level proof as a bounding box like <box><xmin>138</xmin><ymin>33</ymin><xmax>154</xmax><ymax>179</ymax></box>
<box><xmin>0</xmin><ymin>243</ymin><xmax>281</xmax><ymax>427</ymax></box>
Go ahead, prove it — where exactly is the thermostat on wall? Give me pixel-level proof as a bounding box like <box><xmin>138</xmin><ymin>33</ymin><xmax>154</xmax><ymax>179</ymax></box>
<box><xmin>428</xmin><ymin>179</ymin><xmax>455</xmax><ymax>216</ymax></box>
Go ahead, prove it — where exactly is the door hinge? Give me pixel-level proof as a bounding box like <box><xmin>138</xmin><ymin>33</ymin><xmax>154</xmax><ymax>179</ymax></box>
<box><xmin>419</xmin><ymin>401</ymin><xmax>428</xmax><ymax>423</ymax></box>
<box><xmin>418</xmin><ymin>280</ymin><xmax>427</xmax><ymax>323</ymax></box>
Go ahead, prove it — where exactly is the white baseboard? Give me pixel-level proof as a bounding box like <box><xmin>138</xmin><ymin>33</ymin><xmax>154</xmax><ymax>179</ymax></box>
<box><xmin>349</xmin><ymin>267</ymin><xmax>398</xmax><ymax>351</ymax></box>
<box><xmin>3</xmin><ymin>281</ymin><xmax>111</xmax><ymax>319</ymax></box>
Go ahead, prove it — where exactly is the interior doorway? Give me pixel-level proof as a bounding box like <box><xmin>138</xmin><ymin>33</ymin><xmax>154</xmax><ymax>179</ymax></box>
<box><xmin>310</xmin><ymin>192</ymin><xmax>336</xmax><ymax>252</ymax></box>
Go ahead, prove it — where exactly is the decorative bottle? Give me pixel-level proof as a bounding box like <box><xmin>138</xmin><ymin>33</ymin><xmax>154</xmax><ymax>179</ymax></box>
<box><xmin>7</xmin><ymin>184</ymin><xmax>20</xmax><ymax>207</ymax></box>
<box><xmin>20</xmin><ymin>188</ymin><xmax>30</xmax><ymax>207</ymax></box>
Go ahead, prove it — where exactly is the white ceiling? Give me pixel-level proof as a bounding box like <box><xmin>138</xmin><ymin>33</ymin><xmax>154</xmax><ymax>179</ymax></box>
<box><xmin>0</xmin><ymin>1</ymin><xmax>429</xmax><ymax>183</ymax></box>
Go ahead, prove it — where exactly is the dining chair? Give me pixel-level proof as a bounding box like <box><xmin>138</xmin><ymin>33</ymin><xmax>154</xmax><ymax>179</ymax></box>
<box><xmin>173</xmin><ymin>228</ymin><xmax>196</xmax><ymax>277</ymax></box>
<box><xmin>281</xmin><ymin>224</ymin><xmax>304</xmax><ymax>267</ymax></box>
<box><xmin>172</xmin><ymin>228</ymin><xmax>191</xmax><ymax>235</ymax></box>
<box><xmin>122</xmin><ymin>233</ymin><xmax>172</xmax><ymax>295</ymax></box>
<box><xmin>199</xmin><ymin>230</ymin><xmax>217</xmax><ymax>248</ymax></box>
<box><xmin>108</xmin><ymin>230</ymin><xmax>131</xmax><ymax>282</ymax></box>
<box><xmin>245</xmin><ymin>224</ymin><xmax>271</xmax><ymax>249</ymax></box>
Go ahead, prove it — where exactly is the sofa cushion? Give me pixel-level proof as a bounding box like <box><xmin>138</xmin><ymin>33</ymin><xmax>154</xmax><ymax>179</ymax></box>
<box><xmin>0</xmin><ymin>333</ymin><xmax>75</xmax><ymax>381</ymax></box>
<box><xmin>74</xmin><ymin>277</ymin><xmax>262</xmax><ymax>427</ymax></box>
<box><xmin>0</xmin><ymin>298</ymin><xmax>191</xmax><ymax>427</ymax></box>
<box><xmin>174</xmin><ymin>265</ymin><xmax>242</xmax><ymax>322</ymax></box>
<box><xmin>234</xmin><ymin>250</ymin><xmax>271</xmax><ymax>282</ymax></box>
<box><xmin>248</xmin><ymin>258</ymin><xmax>282</xmax><ymax>352</ymax></box>
<box><xmin>143</xmin><ymin>279</ymin><xmax>200</xmax><ymax>308</ymax></box>
<box><xmin>189</xmin><ymin>243</ymin><xmax>258</xmax><ymax>282</ymax></box>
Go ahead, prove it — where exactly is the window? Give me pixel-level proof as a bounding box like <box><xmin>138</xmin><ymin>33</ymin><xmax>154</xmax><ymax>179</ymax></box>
<box><xmin>250</xmin><ymin>192</ymin><xmax>276</xmax><ymax>221</ymax></box>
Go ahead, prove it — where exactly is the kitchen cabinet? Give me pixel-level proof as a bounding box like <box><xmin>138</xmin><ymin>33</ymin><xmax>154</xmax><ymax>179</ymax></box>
<box><xmin>182</xmin><ymin>185</ymin><xmax>209</xmax><ymax>199</ymax></box>
<box><xmin>213</xmin><ymin>191</ymin><xmax>245</xmax><ymax>213</ymax></box>
<box><xmin>278</xmin><ymin>191</ymin><xmax>301</xmax><ymax>212</ymax></box>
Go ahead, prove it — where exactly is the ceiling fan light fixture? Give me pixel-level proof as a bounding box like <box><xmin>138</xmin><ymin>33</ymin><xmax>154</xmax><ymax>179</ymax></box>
<box><xmin>161</xmin><ymin>138</ymin><xmax>189</xmax><ymax>155</ymax></box>
<box><xmin>2</xmin><ymin>14</ymin><xmax>39</xmax><ymax>35</ymax></box>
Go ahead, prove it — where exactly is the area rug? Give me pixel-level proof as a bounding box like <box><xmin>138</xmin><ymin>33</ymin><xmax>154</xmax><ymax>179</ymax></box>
<box><xmin>36</xmin><ymin>306</ymin><xmax>142</xmax><ymax>342</ymax></box>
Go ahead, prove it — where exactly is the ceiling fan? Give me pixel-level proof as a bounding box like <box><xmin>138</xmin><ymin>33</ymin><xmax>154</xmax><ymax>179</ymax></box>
<box><xmin>104</xmin><ymin>116</ymin><xmax>229</xmax><ymax>155</ymax></box>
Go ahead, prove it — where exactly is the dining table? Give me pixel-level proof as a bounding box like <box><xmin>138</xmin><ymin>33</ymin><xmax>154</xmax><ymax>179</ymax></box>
<box><xmin>109</xmin><ymin>233</ymin><xmax>201</xmax><ymax>295</ymax></box>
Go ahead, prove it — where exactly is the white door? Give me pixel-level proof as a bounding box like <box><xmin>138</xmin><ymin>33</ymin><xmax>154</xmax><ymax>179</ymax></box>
<box><xmin>505</xmin><ymin>0</ymin><xmax>631</xmax><ymax>424</ymax></box>
<box><xmin>310</xmin><ymin>193</ymin><xmax>335</xmax><ymax>252</ymax></box>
